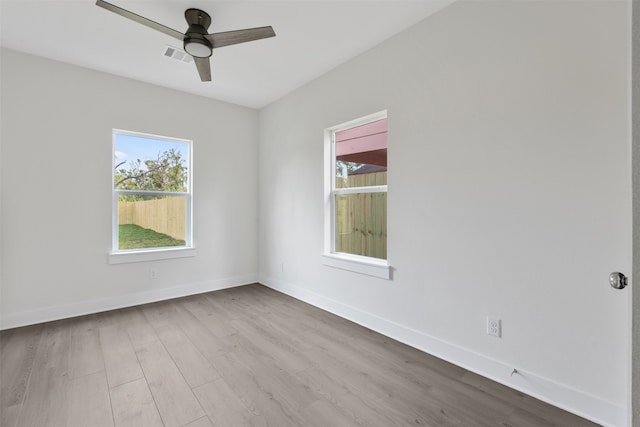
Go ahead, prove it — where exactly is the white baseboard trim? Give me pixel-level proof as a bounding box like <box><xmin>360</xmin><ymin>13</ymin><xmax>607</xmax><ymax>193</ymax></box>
<box><xmin>0</xmin><ymin>275</ymin><xmax>258</xmax><ymax>330</ymax></box>
<box><xmin>260</xmin><ymin>276</ymin><xmax>627</xmax><ymax>427</ymax></box>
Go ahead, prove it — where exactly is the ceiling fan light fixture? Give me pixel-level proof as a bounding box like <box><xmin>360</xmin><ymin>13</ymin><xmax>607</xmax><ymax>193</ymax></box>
<box><xmin>184</xmin><ymin>38</ymin><xmax>212</xmax><ymax>58</ymax></box>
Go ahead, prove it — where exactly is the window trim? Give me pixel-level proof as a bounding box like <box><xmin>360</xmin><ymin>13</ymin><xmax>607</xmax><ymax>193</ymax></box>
<box><xmin>110</xmin><ymin>129</ymin><xmax>194</xmax><ymax>264</ymax></box>
<box><xmin>322</xmin><ymin>111</ymin><xmax>391</xmax><ymax>279</ymax></box>
<box><xmin>108</xmin><ymin>247</ymin><xmax>197</xmax><ymax>265</ymax></box>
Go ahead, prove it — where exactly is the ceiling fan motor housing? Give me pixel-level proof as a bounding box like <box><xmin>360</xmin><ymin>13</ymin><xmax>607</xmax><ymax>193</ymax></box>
<box><xmin>184</xmin><ymin>9</ymin><xmax>212</xmax><ymax>58</ymax></box>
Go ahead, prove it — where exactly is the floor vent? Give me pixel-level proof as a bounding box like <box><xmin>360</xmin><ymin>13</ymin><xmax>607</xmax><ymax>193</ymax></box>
<box><xmin>162</xmin><ymin>45</ymin><xmax>193</xmax><ymax>64</ymax></box>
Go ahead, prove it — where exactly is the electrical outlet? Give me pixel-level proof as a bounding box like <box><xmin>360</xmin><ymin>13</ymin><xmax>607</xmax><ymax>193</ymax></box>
<box><xmin>487</xmin><ymin>317</ymin><xmax>501</xmax><ymax>338</ymax></box>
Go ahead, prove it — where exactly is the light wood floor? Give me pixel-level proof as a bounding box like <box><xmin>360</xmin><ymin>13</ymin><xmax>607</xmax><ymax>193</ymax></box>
<box><xmin>1</xmin><ymin>284</ymin><xmax>598</xmax><ymax>427</ymax></box>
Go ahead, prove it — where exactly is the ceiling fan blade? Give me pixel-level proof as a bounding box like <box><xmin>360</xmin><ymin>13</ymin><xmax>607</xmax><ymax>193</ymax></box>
<box><xmin>194</xmin><ymin>57</ymin><xmax>212</xmax><ymax>82</ymax></box>
<box><xmin>205</xmin><ymin>26</ymin><xmax>276</xmax><ymax>49</ymax></box>
<box><xmin>96</xmin><ymin>0</ymin><xmax>184</xmax><ymax>41</ymax></box>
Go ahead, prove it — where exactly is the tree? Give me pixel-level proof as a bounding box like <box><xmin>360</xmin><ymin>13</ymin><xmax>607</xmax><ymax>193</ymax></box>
<box><xmin>114</xmin><ymin>148</ymin><xmax>187</xmax><ymax>195</ymax></box>
<box><xmin>336</xmin><ymin>160</ymin><xmax>363</xmax><ymax>182</ymax></box>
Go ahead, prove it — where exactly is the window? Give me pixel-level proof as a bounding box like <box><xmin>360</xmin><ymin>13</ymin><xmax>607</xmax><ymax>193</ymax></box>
<box><xmin>323</xmin><ymin>111</ymin><xmax>390</xmax><ymax>279</ymax></box>
<box><xmin>110</xmin><ymin>129</ymin><xmax>194</xmax><ymax>263</ymax></box>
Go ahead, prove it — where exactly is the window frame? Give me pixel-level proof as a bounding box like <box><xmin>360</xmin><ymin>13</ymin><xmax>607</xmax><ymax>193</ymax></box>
<box><xmin>323</xmin><ymin>111</ymin><xmax>391</xmax><ymax>279</ymax></box>
<box><xmin>109</xmin><ymin>129</ymin><xmax>195</xmax><ymax>264</ymax></box>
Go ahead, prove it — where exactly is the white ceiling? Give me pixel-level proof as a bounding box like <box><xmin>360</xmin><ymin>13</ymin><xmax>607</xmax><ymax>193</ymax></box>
<box><xmin>0</xmin><ymin>0</ymin><xmax>453</xmax><ymax>109</ymax></box>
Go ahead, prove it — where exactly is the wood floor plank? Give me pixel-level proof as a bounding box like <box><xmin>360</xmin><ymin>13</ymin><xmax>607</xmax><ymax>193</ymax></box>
<box><xmin>181</xmin><ymin>295</ymin><xmax>237</xmax><ymax>338</ymax></box>
<box><xmin>121</xmin><ymin>307</ymin><xmax>160</xmax><ymax>351</ymax></box>
<box><xmin>296</xmin><ymin>360</ymin><xmax>449</xmax><ymax>427</ymax></box>
<box><xmin>193</xmin><ymin>378</ymin><xmax>255</xmax><ymax>426</ymax></box>
<box><xmin>295</xmin><ymin>366</ymin><xmax>416</xmax><ymax>427</ymax></box>
<box><xmin>296</xmin><ymin>398</ymin><xmax>364</xmax><ymax>427</ymax></box>
<box><xmin>300</xmin><ymin>330</ymin><xmax>430</xmax><ymax>401</ymax></box>
<box><xmin>141</xmin><ymin>300</ymin><xmax>180</xmax><ymax>329</ymax></box>
<box><xmin>210</xmin><ymin>353</ymin><xmax>300</xmax><ymax>427</ymax></box>
<box><xmin>228</xmin><ymin>318</ymin><xmax>313</xmax><ymax>373</ymax></box>
<box><xmin>0</xmin><ymin>325</ymin><xmax>43</xmax><ymax>427</ymax></box>
<box><xmin>99</xmin><ymin>325</ymin><xmax>144</xmax><ymax>388</ymax></box>
<box><xmin>110</xmin><ymin>378</ymin><xmax>164</xmax><ymax>427</ymax></box>
<box><xmin>226</xmin><ymin>338</ymin><xmax>319</xmax><ymax>413</ymax></box>
<box><xmin>217</xmin><ymin>287</ymin><xmax>273</xmax><ymax>317</ymax></box>
<box><xmin>248</xmin><ymin>310</ymin><xmax>315</xmax><ymax>353</ymax></box>
<box><xmin>504</xmin><ymin>409</ymin><xmax>560</xmax><ymax>427</ymax></box>
<box><xmin>518</xmin><ymin>394</ymin><xmax>599</xmax><ymax>426</ymax></box>
<box><xmin>155</xmin><ymin>323</ymin><xmax>220</xmax><ymax>388</ymax></box>
<box><xmin>164</xmin><ymin>304</ymin><xmax>229</xmax><ymax>365</ymax></box>
<box><xmin>95</xmin><ymin>308</ymin><xmax>126</xmax><ymax>329</ymax></box>
<box><xmin>66</xmin><ymin>371</ymin><xmax>114</xmax><ymax>427</ymax></box>
<box><xmin>183</xmin><ymin>416</ymin><xmax>215</xmax><ymax>427</ymax></box>
<box><xmin>142</xmin><ymin>299</ymin><xmax>229</xmax><ymax>371</ymax></box>
<box><xmin>425</xmin><ymin>380</ymin><xmax>514</xmax><ymax>426</ymax></box>
<box><xmin>136</xmin><ymin>339</ymin><xmax>206</xmax><ymax>427</ymax></box>
<box><xmin>68</xmin><ymin>318</ymin><xmax>106</xmax><ymax>379</ymax></box>
<box><xmin>15</xmin><ymin>321</ymin><xmax>72</xmax><ymax>427</ymax></box>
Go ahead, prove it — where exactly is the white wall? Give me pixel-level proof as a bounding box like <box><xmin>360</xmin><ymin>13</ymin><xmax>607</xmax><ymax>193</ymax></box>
<box><xmin>258</xmin><ymin>1</ymin><xmax>631</xmax><ymax>425</ymax></box>
<box><xmin>0</xmin><ymin>48</ymin><xmax>259</xmax><ymax>327</ymax></box>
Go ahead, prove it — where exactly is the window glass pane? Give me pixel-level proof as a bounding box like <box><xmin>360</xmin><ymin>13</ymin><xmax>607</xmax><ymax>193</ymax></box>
<box><xmin>114</xmin><ymin>133</ymin><xmax>189</xmax><ymax>192</ymax></box>
<box><xmin>335</xmin><ymin>118</ymin><xmax>387</xmax><ymax>189</ymax></box>
<box><xmin>118</xmin><ymin>194</ymin><xmax>187</xmax><ymax>250</ymax></box>
<box><xmin>335</xmin><ymin>164</ymin><xmax>387</xmax><ymax>189</ymax></box>
<box><xmin>335</xmin><ymin>192</ymin><xmax>387</xmax><ymax>259</ymax></box>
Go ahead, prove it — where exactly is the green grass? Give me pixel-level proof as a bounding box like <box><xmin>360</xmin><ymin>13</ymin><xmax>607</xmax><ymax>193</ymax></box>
<box><xmin>119</xmin><ymin>224</ymin><xmax>185</xmax><ymax>250</ymax></box>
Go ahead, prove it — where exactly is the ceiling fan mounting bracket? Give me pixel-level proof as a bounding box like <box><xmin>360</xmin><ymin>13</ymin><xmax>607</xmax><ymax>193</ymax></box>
<box><xmin>185</xmin><ymin>9</ymin><xmax>211</xmax><ymax>31</ymax></box>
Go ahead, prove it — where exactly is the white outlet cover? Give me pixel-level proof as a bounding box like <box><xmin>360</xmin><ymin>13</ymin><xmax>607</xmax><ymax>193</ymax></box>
<box><xmin>487</xmin><ymin>317</ymin><xmax>501</xmax><ymax>338</ymax></box>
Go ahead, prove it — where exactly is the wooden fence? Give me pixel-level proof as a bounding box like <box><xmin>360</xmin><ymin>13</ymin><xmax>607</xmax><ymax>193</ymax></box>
<box><xmin>118</xmin><ymin>196</ymin><xmax>186</xmax><ymax>241</ymax></box>
<box><xmin>335</xmin><ymin>172</ymin><xmax>387</xmax><ymax>259</ymax></box>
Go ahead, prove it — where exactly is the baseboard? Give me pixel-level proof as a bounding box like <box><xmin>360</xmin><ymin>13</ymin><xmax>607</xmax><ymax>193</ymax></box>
<box><xmin>0</xmin><ymin>275</ymin><xmax>258</xmax><ymax>330</ymax></box>
<box><xmin>260</xmin><ymin>276</ymin><xmax>627</xmax><ymax>427</ymax></box>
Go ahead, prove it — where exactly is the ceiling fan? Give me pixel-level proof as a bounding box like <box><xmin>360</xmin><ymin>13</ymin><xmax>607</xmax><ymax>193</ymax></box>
<box><xmin>96</xmin><ymin>0</ymin><xmax>276</xmax><ymax>82</ymax></box>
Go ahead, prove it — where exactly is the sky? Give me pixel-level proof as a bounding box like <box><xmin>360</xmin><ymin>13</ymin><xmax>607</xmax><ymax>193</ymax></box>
<box><xmin>114</xmin><ymin>132</ymin><xmax>190</xmax><ymax>170</ymax></box>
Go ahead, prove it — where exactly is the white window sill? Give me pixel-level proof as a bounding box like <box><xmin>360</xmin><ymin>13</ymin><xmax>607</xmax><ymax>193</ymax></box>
<box><xmin>322</xmin><ymin>253</ymin><xmax>391</xmax><ymax>280</ymax></box>
<box><xmin>108</xmin><ymin>247</ymin><xmax>197</xmax><ymax>264</ymax></box>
